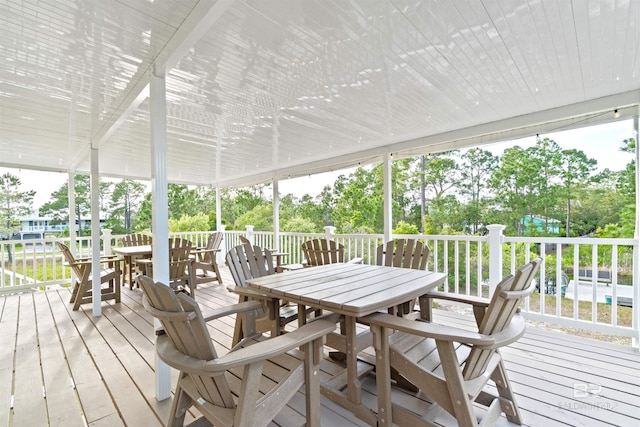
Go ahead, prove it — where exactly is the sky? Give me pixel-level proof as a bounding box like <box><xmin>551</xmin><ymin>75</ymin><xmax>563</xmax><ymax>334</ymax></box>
<box><xmin>1</xmin><ymin>118</ymin><xmax>636</xmax><ymax>211</ymax></box>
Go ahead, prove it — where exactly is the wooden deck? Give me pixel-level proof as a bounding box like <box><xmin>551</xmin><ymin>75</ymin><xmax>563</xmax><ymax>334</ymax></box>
<box><xmin>1</xmin><ymin>268</ymin><xmax>639</xmax><ymax>427</ymax></box>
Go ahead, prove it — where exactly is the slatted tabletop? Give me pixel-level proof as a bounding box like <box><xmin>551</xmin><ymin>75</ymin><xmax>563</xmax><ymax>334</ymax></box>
<box><xmin>247</xmin><ymin>263</ymin><xmax>446</xmax><ymax>317</ymax></box>
<box><xmin>247</xmin><ymin>263</ymin><xmax>446</xmax><ymax>425</ymax></box>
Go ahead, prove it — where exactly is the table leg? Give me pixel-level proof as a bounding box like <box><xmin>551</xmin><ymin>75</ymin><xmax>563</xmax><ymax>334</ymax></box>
<box><xmin>371</xmin><ymin>324</ymin><xmax>391</xmax><ymax>427</ymax></box>
<box><xmin>344</xmin><ymin>315</ymin><xmax>361</xmax><ymax>404</ymax></box>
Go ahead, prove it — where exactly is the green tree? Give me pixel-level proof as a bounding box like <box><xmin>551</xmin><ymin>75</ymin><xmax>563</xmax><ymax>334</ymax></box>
<box><xmin>168</xmin><ymin>213</ymin><xmax>210</xmax><ymax>232</ymax></box>
<box><xmin>108</xmin><ymin>179</ymin><xmax>147</xmax><ymax>234</ymax></box>
<box><xmin>39</xmin><ymin>174</ymin><xmax>107</xmax><ymax>237</ymax></box>
<box><xmin>528</xmin><ymin>138</ymin><xmax>562</xmax><ymax>231</ymax></box>
<box><xmin>0</xmin><ymin>173</ymin><xmax>35</xmax><ymax>262</ymax></box>
<box><xmin>458</xmin><ymin>148</ymin><xmax>497</xmax><ymax>234</ymax></box>
<box><xmin>569</xmin><ymin>170</ymin><xmax>621</xmax><ymax>236</ymax></box>
<box><xmin>558</xmin><ymin>148</ymin><xmax>597</xmax><ymax>237</ymax></box>
<box><xmin>490</xmin><ymin>146</ymin><xmax>539</xmax><ymax>235</ymax></box>
<box><xmin>332</xmin><ymin>161</ymin><xmax>414</xmax><ymax>234</ymax></box>
<box><xmin>235</xmin><ymin>203</ymin><xmax>273</xmax><ymax>231</ymax></box>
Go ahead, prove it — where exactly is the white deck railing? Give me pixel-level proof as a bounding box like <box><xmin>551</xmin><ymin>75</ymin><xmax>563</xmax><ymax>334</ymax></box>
<box><xmin>1</xmin><ymin>226</ymin><xmax>638</xmax><ymax>346</ymax></box>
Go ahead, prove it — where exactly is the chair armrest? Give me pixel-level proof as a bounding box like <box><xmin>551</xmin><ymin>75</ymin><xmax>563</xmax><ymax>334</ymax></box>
<box><xmin>347</xmin><ymin>257</ymin><xmax>364</xmax><ymax>264</ymax></box>
<box><xmin>226</xmin><ymin>285</ymin><xmax>279</xmax><ymax>302</ymax></box>
<box><xmin>156</xmin><ymin>319</ymin><xmax>336</xmax><ymax>373</ymax></box>
<box><xmin>201</xmin><ymin>301</ymin><xmax>263</xmax><ymax>322</ymax></box>
<box><xmin>67</xmin><ymin>256</ymin><xmax>120</xmax><ymax>266</ymax></box>
<box><xmin>192</xmin><ymin>248</ymin><xmax>219</xmax><ymax>255</ymax></box>
<box><xmin>363</xmin><ymin>312</ymin><xmax>494</xmax><ymax>346</ymax></box>
<box><xmin>424</xmin><ymin>290</ymin><xmax>491</xmax><ymax>309</ymax></box>
<box><xmin>480</xmin><ymin>313</ymin><xmax>526</xmax><ymax>349</ymax></box>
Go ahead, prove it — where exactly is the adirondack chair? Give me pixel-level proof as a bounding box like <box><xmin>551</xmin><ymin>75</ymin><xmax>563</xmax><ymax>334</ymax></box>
<box><xmin>226</xmin><ymin>243</ymin><xmax>313</xmax><ymax>346</ymax></box>
<box><xmin>376</xmin><ymin>239</ymin><xmax>430</xmax><ymax>315</ymax></box>
<box><xmin>376</xmin><ymin>238</ymin><xmax>429</xmax><ymax>269</ymax></box>
<box><xmin>120</xmin><ymin>233</ymin><xmax>153</xmax><ymax>289</ymax></box>
<box><xmin>365</xmin><ymin>257</ymin><xmax>542</xmax><ymax>427</ymax></box>
<box><xmin>301</xmin><ymin>239</ymin><xmax>363</xmax><ymax>267</ymax></box>
<box><xmin>191</xmin><ymin>231</ymin><xmax>223</xmax><ymax>285</ymax></box>
<box><xmin>136</xmin><ymin>238</ymin><xmax>196</xmax><ymax>298</ymax></box>
<box><xmin>56</xmin><ymin>241</ymin><xmax>121</xmax><ymax>311</ymax></box>
<box><xmin>121</xmin><ymin>233</ymin><xmax>152</xmax><ymax>247</ymax></box>
<box><xmin>137</xmin><ymin>275</ymin><xmax>336</xmax><ymax>427</ymax></box>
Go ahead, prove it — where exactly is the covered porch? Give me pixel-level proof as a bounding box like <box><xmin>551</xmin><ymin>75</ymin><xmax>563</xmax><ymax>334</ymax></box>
<box><xmin>1</xmin><ymin>1</ymin><xmax>640</xmax><ymax>425</ymax></box>
<box><xmin>3</xmin><ymin>268</ymin><xmax>639</xmax><ymax>426</ymax></box>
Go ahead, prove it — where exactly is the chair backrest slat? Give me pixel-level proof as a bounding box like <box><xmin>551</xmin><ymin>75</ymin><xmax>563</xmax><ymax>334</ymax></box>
<box><xmin>138</xmin><ymin>276</ymin><xmax>235</xmax><ymax>408</ymax></box>
<box><xmin>202</xmin><ymin>232</ymin><xmax>224</xmax><ymax>263</ymax></box>
<box><xmin>463</xmin><ymin>257</ymin><xmax>542</xmax><ymax>379</ymax></box>
<box><xmin>376</xmin><ymin>239</ymin><xmax>430</xmax><ymax>270</ymax></box>
<box><xmin>57</xmin><ymin>241</ymin><xmax>90</xmax><ymax>281</ymax></box>
<box><xmin>302</xmin><ymin>239</ymin><xmax>344</xmax><ymax>266</ymax></box>
<box><xmin>168</xmin><ymin>238</ymin><xmax>193</xmax><ymax>281</ymax></box>
<box><xmin>226</xmin><ymin>243</ymin><xmax>275</xmax><ymax>287</ymax></box>
<box><xmin>122</xmin><ymin>233</ymin><xmax>152</xmax><ymax>247</ymax></box>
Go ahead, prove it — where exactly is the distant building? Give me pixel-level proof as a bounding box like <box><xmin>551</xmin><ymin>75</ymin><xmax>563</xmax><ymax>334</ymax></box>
<box><xmin>521</xmin><ymin>215</ymin><xmax>560</xmax><ymax>234</ymax></box>
<box><xmin>16</xmin><ymin>214</ymin><xmax>106</xmax><ymax>239</ymax></box>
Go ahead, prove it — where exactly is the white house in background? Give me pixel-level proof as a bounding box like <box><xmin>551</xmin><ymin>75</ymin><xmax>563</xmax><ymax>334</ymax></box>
<box><xmin>16</xmin><ymin>214</ymin><xmax>106</xmax><ymax>239</ymax></box>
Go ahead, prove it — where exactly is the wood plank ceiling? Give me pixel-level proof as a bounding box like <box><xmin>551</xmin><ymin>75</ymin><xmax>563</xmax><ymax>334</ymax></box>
<box><xmin>1</xmin><ymin>0</ymin><xmax>638</xmax><ymax>187</ymax></box>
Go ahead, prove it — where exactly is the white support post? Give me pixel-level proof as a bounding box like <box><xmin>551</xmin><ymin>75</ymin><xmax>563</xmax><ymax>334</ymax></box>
<box><xmin>90</xmin><ymin>148</ymin><xmax>102</xmax><ymax>317</ymax></box>
<box><xmin>324</xmin><ymin>226</ymin><xmax>336</xmax><ymax>240</ymax></box>
<box><xmin>273</xmin><ymin>179</ymin><xmax>280</xmax><ymax>251</ymax></box>
<box><xmin>68</xmin><ymin>173</ymin><xmax>77</xmax><ymax>253</ymax></box>
<box><xmin>216</xmin><ymin>187</ymin><xmax>222</xmax><ymax>231</ymax></box>
<box><xmin>245</xmin><ymin>225</ymin><xmax>255</xmax><ymax>245</ymax></box>
<box><xmin>487</xmin><ymin>224</ymin><xmax>505</xmax><ymax>296</ymax></box>
<box><xmin>150</xmin><ymin>71</ymin><xmax>171</xmax><ymax>401</ymax></box>
<box><xmin>633</xmin><ymin>113</ymin><xmax>639</xmax><ymax>348</ymax></box>
<box><xmin>102</xmin><ymin>229</ymin><xmax>112</xmax><ymax>255</ymax></box>
<box><xmin>383</xmin><ymin>153</ymin><xmax>392</xmax><ymax>243</ymax></box>
<box><xmin>68</xmin><ymin>172</ymin><xmax>77</xmax><ymax>286</ymax></box>
<box><xmin>216</xmin><ymin>187</ymin><xmax>224</xmax><ymax>265</ymax></box>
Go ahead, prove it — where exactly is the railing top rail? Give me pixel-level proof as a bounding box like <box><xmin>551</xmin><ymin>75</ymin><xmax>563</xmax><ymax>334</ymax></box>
<box><xmin>504</xmin><ymin>236</ymin><xmax>638</xmax><ymax>245</ymax></box>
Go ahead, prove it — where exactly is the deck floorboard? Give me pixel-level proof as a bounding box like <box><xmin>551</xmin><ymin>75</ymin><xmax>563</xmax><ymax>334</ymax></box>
<box><xmin>2</xmin><ymin>268</ymin><xmax>639</xmax><ymax>427</ymax></box>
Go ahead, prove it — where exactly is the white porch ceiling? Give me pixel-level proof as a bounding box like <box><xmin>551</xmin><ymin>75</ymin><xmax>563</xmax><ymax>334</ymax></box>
<box><xmin>1</xmin><ymin>0</ymin><xmax>638</xmax><ymax>187</ymax></box>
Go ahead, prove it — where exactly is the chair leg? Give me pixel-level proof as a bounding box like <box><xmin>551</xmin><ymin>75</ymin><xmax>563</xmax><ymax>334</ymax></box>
<box><xmin>69</xmin><ymin>282</ymin><xmax>80</xmax><ymax>304</ymax></box>
<box><xmin>168</xmin><ymin>374</ymin><xmax>191</xmax><ymax>427</ymax></box>
<box><xmin>212</xmin><ymin>263</ymin><xmax>223</xmax><ymax>284</ymax></box>
<box><xmin>72</xmin><ymin>280</ymin><xmax>90</xmax><ymax>311</ymax></box>
<box><xmin>436</xmin><ymin>340</ymin><xmax>477</xmax><ymax>427</ymax></box>
<box><xmin>114</xmin><ymin>273</ymin><xmax>121</xmax><ymax>303</ymax></box>
<box><xmin>492</xmin><ymin>361</ymin><xmax>524</xmax><ymax>424</ymax></box>
<box><xmin>304</xmin><ymin>337</ymin><xmax>323</xmax><ymax>427</ymax></box>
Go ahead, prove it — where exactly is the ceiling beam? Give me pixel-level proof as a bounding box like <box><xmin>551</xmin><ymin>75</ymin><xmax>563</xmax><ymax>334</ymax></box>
<box><xmin>212</xmin><ymin>90</ymin><xmax>640</xmax><ymax>188</ymax></box>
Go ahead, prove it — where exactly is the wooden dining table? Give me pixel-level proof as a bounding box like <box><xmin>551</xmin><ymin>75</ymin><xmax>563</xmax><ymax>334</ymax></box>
<box><xmin>246</xmin><ymin>262</ymin><xmax>446</xmax><ymax>426</ymax></box>
<box><xmin>112</xmin><ymin>245</ymin><xmax>152</xmax><ymax>289</ymax></box>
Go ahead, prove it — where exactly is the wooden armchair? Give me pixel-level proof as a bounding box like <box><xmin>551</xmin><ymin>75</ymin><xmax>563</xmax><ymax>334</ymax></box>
<box><xmin>301</xmin><ymin>238</ymin><xmax>363</xmax><ymax>266</ymax></box>
<box><xmin>121</xmin><ymin>233</ymin><xmax>152</xmax><ymax>247</ymax></box>
<box><xmin>226</xmin><ymin>243</ymin><xmax>308</xmax><ymax>346</ymax></box>
<box><xmin>376</xmin><ymin>239</ymin><xmax>430</xmax><ymax>315</ymax></box>
<box><xmin>56</xmin><ymin>241</ymin><xmax>121</xmax><ymax>311</ymax></box>
<box><xmin>136</xmin><ymin>238</ymin><xmax>196</xmax><ymax>298</ymax></box>
<box><xmin>191</xmin><ymin>231</ymin><xmax>224</xmax><ymax>285</ymax></box>
<box><xmin>138</xmin><ymin>275</ymin><xmax>335</xmax><ymax>427</ymax></box>
<box><xmin>121</xmin><ymin>233</ymin><xmax>153</xmax><ymax>289</ymax></box>
<box><xmin>376</xmin><ymin>238</ymin><xmax>429</xmax><ymax>269</ymax></box>
<box><xmin>365</xmin><ymin>257</ymin><xmax>542</xmax><ymax>427</ymax></box>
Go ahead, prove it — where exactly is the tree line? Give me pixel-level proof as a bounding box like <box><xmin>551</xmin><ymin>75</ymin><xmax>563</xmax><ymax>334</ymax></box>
<box><xmin>0</xmin><ymin>136</ymin><xmax>636</xmax><ymax>240</ymax></box>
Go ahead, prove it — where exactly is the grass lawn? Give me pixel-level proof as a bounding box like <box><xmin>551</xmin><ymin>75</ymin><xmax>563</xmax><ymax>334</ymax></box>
<box><xmin>525</xmin><ymin>292</ymin><xmax>633</xmax><ymax>345</ymax></box>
